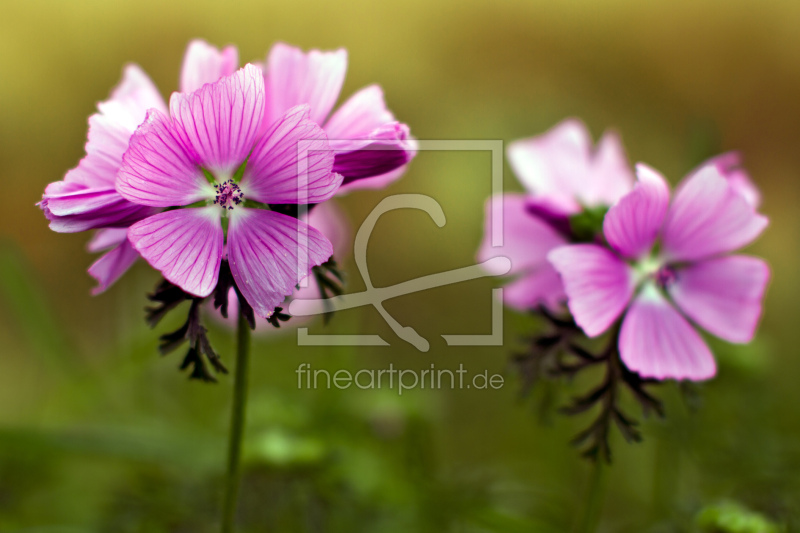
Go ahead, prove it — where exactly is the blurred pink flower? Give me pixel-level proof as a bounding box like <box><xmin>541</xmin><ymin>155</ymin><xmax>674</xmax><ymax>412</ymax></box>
<box><xmin>549</xmin><ymin>162</ymin><xmax>770</xmax><ymax>381</ymax></box>
<box><xmin>478</xmin><ymin>119</ymin><xmax>634</xmax><ymax>310</ymax></box>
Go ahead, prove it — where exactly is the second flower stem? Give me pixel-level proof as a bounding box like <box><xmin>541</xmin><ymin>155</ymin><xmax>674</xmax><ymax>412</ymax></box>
<box><xmin>221</xmin><ymin>306</ymin><xmax>251</xmax><ymax>533</ymax></box>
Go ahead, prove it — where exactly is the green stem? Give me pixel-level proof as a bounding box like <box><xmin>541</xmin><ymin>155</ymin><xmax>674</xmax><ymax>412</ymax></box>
<box><xmin>575</xmin><ymin>460</ymin><xmax>608</xmax><ymax>533</ymax></box>
<box><xmin>221</xmin><ymin>307</ymin><xmax>251</xmax><ymax>533</ymax></box>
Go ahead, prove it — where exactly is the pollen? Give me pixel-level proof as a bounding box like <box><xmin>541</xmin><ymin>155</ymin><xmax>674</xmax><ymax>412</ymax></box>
<box><xmin>213</xmin><ymin>180</ymin><xmax>244</xmax><ymax>211</ymax></box>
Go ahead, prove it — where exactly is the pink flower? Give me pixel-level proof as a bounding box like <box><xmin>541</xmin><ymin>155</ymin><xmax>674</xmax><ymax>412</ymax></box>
<box><xmin>477</xmin><ymin>119</ymin><xmax>634</xmax><ymax>310</ymax></box>
<box><xmin>259</xmin><ymin>43</ymin><xmax>415</xmax><ymax>193</ymax></box>
<box><xmin>39</xmin><ymin>40</ymin><xmax>240</xmax><ymax>293</ymax></box>
<box><xmin>548</xmin><ymin>162</ymin><xmax>770</xmax><ymax>381</ymax></box>
<box><xmin>116</xmin><ymin>65</ymin><xmax>343</xmax><ymax>317</ymax></box>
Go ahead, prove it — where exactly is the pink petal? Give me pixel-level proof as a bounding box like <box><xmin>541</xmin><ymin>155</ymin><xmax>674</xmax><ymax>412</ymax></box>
<box><xmin>128</xmin><ymin>208</ymin><xmax>223</xmax><ymax>297</ymax></box>
<box><xmin>548</xmin><ymin>244</ymin><xmax>635</xmax><ymax>337</ymax></box>
<box><xmin>503</xmin><ymin>263</ymin><xmax>566</xmax><ymax>311</ymax></box>
<box><xmin>477</xmin><ymin>194</ymin><xmax>567</xmax><ymax>276</ymax></box>
<box><xmin>603</xmin><ymin>163</ymin><xmax>670</xmax><ymax>258</ymax></box>
<box><xmin>506</xmin><ymin>119</ymin><xmax>633</xmax><ymax>215</ymax></box>
<box><xmin>332</xmin><ymin>122</ymin><xmax>414</xmax><ymax>187</ymax></box>
<box><xmin>669</xmin><ymin>255</ymin><xmax>770</xmax><ymax>343</ymax></box>
<box><xmin>169</xmin><ymin>64</ymin><xmax>264</xmax><ymax>177</ymax></box>
<box><xmin>42</xmin><ymin>189</ymin><xmax>156</xmax><ymax>233</ymax></box>
<box><xmin>180</xmin><ymin>39</ymin><xmax>239</xmax><ymax>93</ymax></box>
<box><xmin>241</xmin><ymin>104</ymin><xmax>342</xmax><ymax>204</ymax></box>
<box><xmin>262</xmin><ymin>42</ymin><xmax>347</xmax><ymax>130</ymax></box>
<box><xmin>49</xmin><ymin>65</ymin><xmax>164</xmax><ymax>190</ymax></box>
<box><xmin>116</xmin><ymin>109</ymin><xmax>210</xmax><ymax>207</ymax></box>
<box><xmin>323</xmin><ymin>85</ymin><xmax>395</xmax><ymax>139</ymax></box>
<box><xmin>88</xmin><ymin>238</ymin><xmax>140</xmax><ymax>295</ymax></box>
<box><xmin>662</xmin><ymin>164</ymin><xmax>768</xmax><ymax>262</ymax></box>
<box><xmin>306</xmin><ymin>201</ymin><xmax>351</xmax><ymax>260</ymax></box>
<box><xmin>619</xmin><ymin>284</ymin><xmax>716</xmax><ymax>381</ymax></box>
<box><xmin>227</xmin><ymin>208</ymin><xmax>333</xmax><ymax>318</ymax></box>
<box><xmin>587</xmin><ymin>130</ymin><xmax>636</xmax><ymax>207</ymax></box>
<box><xmin>87</xmin><ymin>228</ymin><xmax>129</xmax><ymax>252</ymax></box>
<box><xmin>689</xmin><ymin>152</ymin><xmax>761</xmax><ymax>208</ymax></box>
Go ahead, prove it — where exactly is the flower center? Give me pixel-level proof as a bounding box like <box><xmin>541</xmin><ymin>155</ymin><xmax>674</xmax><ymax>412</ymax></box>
<box><xmin>633</xmin><ymin>255</ymin><xmax>677</xmax><ymax>290</ymax></box>
<box><xmin>213</xmin><ymin>180</ymin><xmax>244</xmax><ymax>211</ymax></box>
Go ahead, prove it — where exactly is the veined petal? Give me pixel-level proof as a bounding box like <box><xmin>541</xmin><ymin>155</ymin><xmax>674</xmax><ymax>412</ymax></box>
<box><xmin>477</xmin><ymin>194</ymin><xmax>567</xmax><ymax>276</ymax></box>
<box><xmin>51</xmin><ymin>64</ymin><xmax>166</xmax><ymax>193</ymax></box>
<box><xmin>324</xmin><ymin>84</ymin><xmax>395</xmax><ymax>139</ymax></box>
<box><xmin>227</xmin><ymin>208</ymin><xmax>333</xmax><ymax>318</ymax></box>
<box><xmin>180</xmin><ymin>39</ymin><xmax>239</xmax><ymax>93</ymax></box>
<box><xmin>669</xmin><ymin>255</ymin><xmax>770</xmax><ymax>343</ymax></box>
<box><xmin>42</xmin><ymin>189</ymin><xmax>156</xmax><ymax>233</ymax></box>
<box><xmin>128</xmin><ymin>208</ymin><xmax>223</xmax><ymax>297</ymax></box>
<box><xmin>548</xmin><ymin>244</ymin><xmax>635</xmax><ymax>337</ymax></box>
<box><xmin>169</xmin><ymin>64</ymin><xmax>264</xmax><ymax>176</ymax></box>
<box><xmin>117</xmin><ymin>109</ymin><xmax>211</xmax><ymax>207</ymax></box>
<box><xmin>603</xmin><ymin>163</ymin><xmax>670</xmax><ymax>258</ymax></box>
<box><xmin>662</xmin><ymin>165</ymin><xmax>768</xmax><ymax>262</ymax></box>
<box><xmin>502</xmin><ymin>264</ymin><xmax>566</xmax><ymax>311</ymax></box>
<box><xmin>620</xmin><ymin>284</ymin><xmax>716</xmax><ymax>381</ymax></box>
<box><xmin>87</xmin><ymin>228</ymin><xmax>129</xmax><ymax>252</ymax></box>
<box><xmin>263</xmin><ymin>42</ymin><xmax>347</xmax><ymax>129</ymax></box>
<box><xmin>88</xmin><ymin>238</ymin><xmax>140</xmax><ymax>295</ymax></box>
<box><xmin>241</xmin><ymin>104</ymin><xmax>342</xmax><ymax>204</ymax></box>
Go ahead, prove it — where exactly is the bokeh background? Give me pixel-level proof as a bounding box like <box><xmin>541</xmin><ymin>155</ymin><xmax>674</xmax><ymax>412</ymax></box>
<box><xmin>2</xmin><ymin>0</ymin><xmax>799</xmax><ymax>531</ymax></box>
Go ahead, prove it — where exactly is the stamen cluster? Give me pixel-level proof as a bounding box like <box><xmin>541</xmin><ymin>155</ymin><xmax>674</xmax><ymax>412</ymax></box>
<box><xmin>213</xmin><ymin>180</ymin><xmax>244</xmax><ymax>210</ymax></box>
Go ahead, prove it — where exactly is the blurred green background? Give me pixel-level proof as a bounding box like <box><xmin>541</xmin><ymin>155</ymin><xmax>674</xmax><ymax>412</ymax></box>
<box><xmin>2</xmin><ymin>0</ymin><xmax>799</xmax><ymax>531</ymax></box>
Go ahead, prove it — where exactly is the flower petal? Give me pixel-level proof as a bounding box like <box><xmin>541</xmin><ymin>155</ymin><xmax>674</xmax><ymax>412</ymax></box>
<box><xmin>128</xmin><ymin>208</ymin><xmax>223</xmax><ymax>297</ymax></box>
<box><xmin>41</xmin><ymin>65</ymin><xmax>166</xmax><ymax>229</ymax></box>
<box><xmin>507</xmin><ymin>119</ymin><xmax>633</xmax><ymax>215</ymax></box>
<box><xmin>87</xmin><ymin>228</ymin><xmax>129</xmax><ymax>252</ymax></box>
<box><xmin>323</xmin><ymin>85</ymin><xmax>395</xmax><ymax>139</ymax></box>
<box><xmin>227</xmin><ymin>208</ymin><xmax>333</xmax><ymax>317</ymax></box>
<box><xmin>548</xmin><ymin>244</ymin><xmax>635</xmax><ymax>337</ymax></box>
<box><xmin>669</xmin><ymin>255</ymin><xmax>769</xmax><ymax>343</ymax></box>
<box><xmin>169</xmin><ymin>64</ymin><xmax>264</xmax><ymax>177</ymax></box>
<box><xmin>689</xmin><ymin>152</ymin><xmax>761</xmax><ymax>208</ymax></box>
<box><xmin>116</xmin><ymin>109</ymin><xmax>211</xmax><ymax>207</ymax></box>
<box><xmin>306</xmin><ymin>201</ymin><xmax>351</xmax><ymax>259</ymax></box>
<box><xmin>241</xmin><ymin>104</ymin><xmax>342</xmax><ymax>204</ymax></box>
<box><xmin>502</xmin><ymin>264</ymin><xmax>566</xmax><ymax>311</ymax></box>
<box><xmin>620</xmin><ymin>284</ymin><xmax>716</xmax><ymax>381</ymax></box>
<box><xmin>662</xmin><ymin>164</ymin><xmax>768</xmax><ymax>262</ymax></box>
<box><xmin>263</xmin><ymin>42</ymin><xmax>347</xmax><ymax>129</ymax></box>
<box><xmin>603</xmin><ymin>163</ymin><xmax>670</xmax><ymax>258</ymax></box>
<box><xmin>180</xmin><ymin>39</ymin><xmax>239</xmax><ymax>93</ymax></box>
<box><xmin>333</xmin><ymin>122</ymin><xmax>414</xmax><ymax>187</ymax></box>
<box><xmin>41</xmin><ymin>189</ymin><xmax>156</xmax><ymax>233</ymax></box>
<box><xmin>88</xmin><ymin>238</ymin><xmax>140</xmax><ymax>295</ymax></box>
<box><xmin>477</xmin><ymin>194</ymin><xmax>567</xmax><ymax>276</ymax></box>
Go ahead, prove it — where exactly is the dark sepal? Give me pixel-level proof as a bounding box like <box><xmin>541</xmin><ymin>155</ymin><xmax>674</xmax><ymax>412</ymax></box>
<box><xmin>153</xmin><ymin>295</ymin><xmax>229</xmax><ymax>382</ymax></box>
<box><xmin>231</xmin><ymin>282</ymin><xmax>256</xmax><ymax>330</ymax></box>
<box><xmin>265</xmin><ymin>307</ymin><xmax>291</xmax><ymax>328</ymax></box>
<box><xmin>312</xmin><ymin>258</ymin><xmax>344</xmax><ymax>325</ymax></box>
<box><xmin>145</xmin><ymin>278</ymin><xmax>190</xmax><ymax>328</ymax></box>
<box><xmin>213</xmin><ymin>260</ymin><xmax>235</xmax><ymax>319</ymax></box>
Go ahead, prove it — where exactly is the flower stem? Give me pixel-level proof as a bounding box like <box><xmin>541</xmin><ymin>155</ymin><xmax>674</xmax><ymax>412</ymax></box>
<box><xmin>221</xmin><ymin>307</ymin><xmax>251</xmax><ymax>533</ymax></box>
<box><xmin>574</xmin><ymin>460</ymin><xmax>608</xmax><ymax>533</ymax></box>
